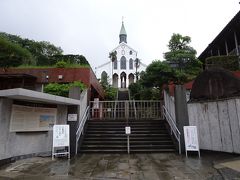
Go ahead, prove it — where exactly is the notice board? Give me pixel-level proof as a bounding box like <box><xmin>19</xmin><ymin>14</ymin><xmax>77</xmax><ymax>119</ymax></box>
<box><xmin>184</xmin><ymin>126</ymin><xmax>200</xmax><ymax>157</ymax></box>
<box><xmin>53</xmin><ymin>125</ymin><xmax>69</xmax><ymax>147</ymax></box>
<box><xmin>10</xmin><ymin>104</ymin><xmax>57</xmax><ymax>132</ymax></box>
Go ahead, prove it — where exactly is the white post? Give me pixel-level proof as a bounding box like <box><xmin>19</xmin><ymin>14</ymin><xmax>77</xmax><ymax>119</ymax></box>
<box><xmin>127</xmin><ymin>135</ymin><xmax>130</xmax><ymax>154</ymax></box>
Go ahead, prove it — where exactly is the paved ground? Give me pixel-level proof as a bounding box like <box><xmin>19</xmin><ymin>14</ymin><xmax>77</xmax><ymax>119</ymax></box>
<box><xmin>0</xmin><ymin>152</ymin><xmax>240</xmax><ymax>180</ymax></box>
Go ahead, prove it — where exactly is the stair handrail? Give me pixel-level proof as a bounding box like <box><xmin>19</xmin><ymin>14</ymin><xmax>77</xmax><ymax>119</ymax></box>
<box><xmin>75</xmin><ymin>106</ymin><xmax>90</xmax><ymax>154</ymax></box>
<box><xmin>163</xmin><ymin>105</ymin><xmax>181</xmax><ymax>154</ymax></box>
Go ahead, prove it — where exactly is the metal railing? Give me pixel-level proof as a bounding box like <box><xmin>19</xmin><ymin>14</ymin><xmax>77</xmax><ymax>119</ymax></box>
<box><xmin>75</xmin><ymin>106</ymin><xmax>90</xmax><ymax>154</ymax></box>
<box><xmin>90</xmin><ymin>100</ymin><xmax>163</xmax><ymax>120</ymax></box>
<box><xmin>163</xmin><ymin>105</ymin><xmax>181</xmax><ymax>154</ymax></box>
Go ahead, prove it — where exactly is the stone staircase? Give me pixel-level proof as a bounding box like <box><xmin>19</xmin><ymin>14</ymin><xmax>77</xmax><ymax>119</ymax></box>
<box><xmin>79</xmin><ymin>119</ymin><xmax>176</xmax><ymax>153</ymax></box>
<box><xmin>118</xmin><ymin>89</ymin><xmax>129</xmax><ymax>100</ymax></box>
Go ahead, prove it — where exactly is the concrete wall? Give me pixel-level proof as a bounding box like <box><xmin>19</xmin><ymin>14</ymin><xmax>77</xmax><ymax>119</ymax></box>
<box><xmin>163</xmin><ymin>90</ymin><xmax>176</xmax><ymax>123</ymax></box>
<box><xmin>188</xmin><ymin>98</ymin><xmax>240</xmax><ymax>153</ymax></box>
<box><xmin>0</xmin><ymin>98</ymin><xmax>68</xmax><ymax>161</ymax></box>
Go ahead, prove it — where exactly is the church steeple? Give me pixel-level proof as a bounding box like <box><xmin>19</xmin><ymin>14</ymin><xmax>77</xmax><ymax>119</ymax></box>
<box><xmin>119</xmin><ymin>21</ymin><xmax>127</xmax><ymax>44</ymax></box>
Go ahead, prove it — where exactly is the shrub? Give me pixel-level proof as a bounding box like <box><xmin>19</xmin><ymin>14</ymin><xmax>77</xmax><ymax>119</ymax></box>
<box><xmin>44</xmin><ymin>81</ymin><xmax>86</xmax><ymax>97</ymax></box>
<box><xmin>205</xmin><ymin>55</ymin><xmax>239</xmax><ymax>71</ymax></box>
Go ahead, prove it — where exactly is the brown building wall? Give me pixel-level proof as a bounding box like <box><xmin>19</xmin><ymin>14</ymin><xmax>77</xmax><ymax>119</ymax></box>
<box><xmin>0</xmin><ymin>67</ymin><xmax>104</xmax><ymax>99</ymax></box>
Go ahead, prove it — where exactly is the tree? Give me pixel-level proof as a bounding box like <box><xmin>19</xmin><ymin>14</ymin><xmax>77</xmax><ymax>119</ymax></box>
<box><xmin>51</xmin><ymin>54</ymin><xmax>89</xmax><ymax>65</ymax></box>
<box><xmin>134</xmin><ymin>58</ymin><xmax>140</xmax><ymax>80</ymax></box>
<box><xmin>99</xmin><ymin>72</ymin><xmax>117</xmax><ymax>100</ymax></box>
<box><xmin>0</xmin><ymin>32</ymin><xmax>63</xmax><ymax>66</ymax></box>
<box><xmin>109</xmin><ymin>51</ymin><xmax>117</xmax><ymax>82</ymax></box>
<box><xmin>164</xmin><ymin>33</ymin><xmax>202</xmax><ymax>82</ymax></box>
<box><xmin>129</xmin><ymin>60</ymin><xmax>175</xmax><ymax>100</ymax></box>
<box><xmin>141</xmin><ymin>60</ymin><xmax>174</xmax><ymax>89</ymax></box>
<box><xmin>0</xmin><ymin>36</ymin><xmax>34</xmax><ymax>69</ymax></box>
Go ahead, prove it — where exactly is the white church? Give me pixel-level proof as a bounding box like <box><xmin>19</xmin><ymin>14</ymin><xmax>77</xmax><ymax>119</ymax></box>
<box><xmin>96</xmin><ymin>21</ymin><xmax>146</xmax><ymax>88</ymax></box>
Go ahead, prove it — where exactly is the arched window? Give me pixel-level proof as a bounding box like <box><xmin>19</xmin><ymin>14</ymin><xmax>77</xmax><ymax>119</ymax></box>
<box><xmin>113</xmin><ymin>60</ymin><xmax>117</xmax><ymax>69</ymax></box>
<box><xmin>129</xmin><ymin>50</ymin><xmax>132</xmax><ymax>55</ymax></box>
<box><xmin>120</xmin><ymin>56</ymin><xmax>126</xmax><ymax>69</ymax></box>
<box><xmin>129</xmin><ymin>58</ymin><xmax>133</xmax><ymax>69</ymax></box>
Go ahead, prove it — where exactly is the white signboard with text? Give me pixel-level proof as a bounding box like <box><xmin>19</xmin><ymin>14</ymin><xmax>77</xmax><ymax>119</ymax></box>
<box><xmin>68</xmin><ymin>114</ymin><xmax>78</xmax><ymax>121</ymax></box>
<box><xmin>184</xmin><ymin>126</ymin><xmax>200</xmax><ymax>157</ymax></box>
<box><xmin>93</xmin><ymin>98</ymin><xmax>99</xmax><ymax>109</ymax></box>
<box><xmin>125</xmin><ymin>126</ymin><xmax>131</xmax><ymax>135</ymax></box>
<box><xmin>52</xmin><ymin>125</ymin><xmax>70</xmax><ymax>159</ymax></box>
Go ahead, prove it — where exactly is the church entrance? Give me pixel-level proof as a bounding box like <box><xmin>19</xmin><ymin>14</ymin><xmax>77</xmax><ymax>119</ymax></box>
<box><xmin>120</xmin><ymin>72</ymin><xmax>126</xmax><ymax>88</ymax></box>
<box><xmin>112</xmin><ymin>73</ymin><xmax>118</xmax><ymax>88</ymax></box>
<box><xmin>128</xmin><ymin>73</ymin><xmax>134</xmax><ymax>86</ymax></box>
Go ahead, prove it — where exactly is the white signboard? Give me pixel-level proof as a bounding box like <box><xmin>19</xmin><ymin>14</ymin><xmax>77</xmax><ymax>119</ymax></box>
<box><xmin>125</xmin><ymin>126</ymin><xmax>131</xmax><ymax>135</ymax></box>
<box><xmin>93</xmin><ymin>98</ymin><xmax>99</xmax><ymax>109</ymax></box>
<box><xmin>68</xmin><ymin>114</ymin><xmax>77</xmax><ymax>121</ymax></box>
<box><xmin>184</xmin><ymin>126</ymin><xmax>200</xmax><ymax>157</ymax></box>
<box><xmin>53</xmin><ymin>125</ymin><xmax>69</xmax><ymax>147</ymax></box>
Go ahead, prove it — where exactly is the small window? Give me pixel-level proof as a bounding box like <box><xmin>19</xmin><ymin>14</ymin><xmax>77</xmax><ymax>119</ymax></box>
<box><xmin>129</xmin><ymin>58</ymin><xmax>133</xmax><ymax>69</ymax></box>
<box><xmin>114</xmin><ymin>60</ymin><xmax>117</xmax><ymax>69</ymax></box>
<box><xmin>120</xmin><ymin>56</ymin><xmax>126</xmax><ymax>70</ymax></box>
<box><xmin>129</xmin><ymin>51</ymin><xmax>132</xmax><ymax>55</ymax></box>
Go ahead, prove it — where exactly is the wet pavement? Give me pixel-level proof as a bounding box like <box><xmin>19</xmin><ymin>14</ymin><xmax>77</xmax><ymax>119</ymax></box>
<box><xmin>0</xmin><ymin>152</ymin><xmax>240</xmax><ymax>180</ymax></box>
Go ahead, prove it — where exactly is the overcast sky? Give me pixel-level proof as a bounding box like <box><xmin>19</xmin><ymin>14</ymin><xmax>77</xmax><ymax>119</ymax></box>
<box><xmin>0</xmin><ymin>0</ymin><xmax>239</xmax><ymax>69</ymax></box>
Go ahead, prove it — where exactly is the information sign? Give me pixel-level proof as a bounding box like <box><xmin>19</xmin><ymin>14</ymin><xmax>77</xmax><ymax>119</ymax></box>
<box><xmin>68</xmin><ymin>114</ymin><xmax>78</xmax><ymax>121</ymax></box>
<box><xmin>183</xmin><ymin>126</ymin><xmax>200</xmax><ymax>157</ymax></box>
<box><xmin>52</xmin><ymin>125</ymin><xmax>70</xmax><ymax>159</ymax></box>
<box><xmin>125</xmin><ymin>126</ymin><xmax>131</xmax><ymax>135</ymax></box>
<box><xmin>93</xmin><ymin>98</ymin><xmax>99</xmax><ymax>109</ymax></box>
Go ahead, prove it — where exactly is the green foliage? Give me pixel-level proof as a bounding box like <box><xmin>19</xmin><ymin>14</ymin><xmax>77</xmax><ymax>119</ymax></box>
<box><xmin>129</xmin><ymin>82</ymin><xmax>161</xmax><ymax>100</ymax></box>
<box><xmin>44</xmin><ymin>81</ymin><xmax>86</xmax><ymax>97</ymax></box>
<box><xmin>141</xmin><ymin>60</ymin><xmax>175</xmax><ymax>88</ymax></box>
<box><xmin>99</xmin><ymin>72</ymin><xmax>117</xmax><ymax>100</ymax></box>
<box><xmin>0</xmin><ymin>36</ymin><xmax>35</xmax><ymax>68</ymax></box>
<box><xmin>109</xmin><ymin>51</ymin><xmax>117</xmax><ymax>62</ymax></box>
<box><xmin>164</xmin><ymin>33</ymin><xmax>202</xmax><ymax>83</ymax></box>
<box><xmin>0</xmin><ymin>32</ymin><xmax>63</xmax><ymax>66</ymax></box>
<box><xmin>0</xmin><ymin>32</ymin><xmax>89</xmax><ymax>67</ymax></box>
<box><xmin>55</xmin><ymin>60</ymin><xmax>67</xmax><ymax>68</ymax></box>
<box><xmin>51</xmin><ymin>54</ymin><xmax>89</xmax><ymax>66</ymax></box>
<box><xmin>129</xmin><ymin>61</ymin><xmax>172</xmax><ymax>100</ymax></box>
<box><xmin>104</xmin><ymin>86</ymin><xmax>117</xmax><ymax>100</ymax></box>
<box><xmin>206</xmin><ymin>55</ymin><xmax>239</xmax><ymax>71</ymax></box>
<box><xmin>100</xmin><ymin>71</ymin><xmax>109</xmax><ymax>89</ymax></box>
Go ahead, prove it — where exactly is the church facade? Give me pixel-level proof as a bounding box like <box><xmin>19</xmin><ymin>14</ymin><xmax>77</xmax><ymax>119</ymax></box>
<box><xmin>96</xmin><ymin>21</ymin><xmax>145</xmax><ymax>89</ymax></box>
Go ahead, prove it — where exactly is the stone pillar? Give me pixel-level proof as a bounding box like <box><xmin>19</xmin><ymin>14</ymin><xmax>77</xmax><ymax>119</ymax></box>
<box><xmin>68</xmin><ymin>86</ymin><xmax>81</xmax><ymax>156</ymax></box>
<box><xmin>174</xmin><ymin>85</ymin><xmax>189</xmax><ymax>153</ymax></box>
<box><xmin>126</xmin><ymin>74</ymin><xmax>129</xmax><ymax>88</ymax></box>
<box><xmin>118</xmin><ymin>76</ymin><xmax>121</xmax><ymax>88</ymax></box>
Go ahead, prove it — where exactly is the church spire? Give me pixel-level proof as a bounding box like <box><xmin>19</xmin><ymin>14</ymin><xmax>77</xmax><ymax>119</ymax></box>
<box><xmin>119</xmin><ymin>20</ymin><xmax>127</xmax><ymax>44</ymax></box>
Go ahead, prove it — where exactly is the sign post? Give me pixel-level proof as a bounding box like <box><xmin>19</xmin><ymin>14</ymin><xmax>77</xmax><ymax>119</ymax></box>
<box><xmin>125</xmin><ymin>126</ymin><xmax>131</xmax><ymax>154</ymax></box>
<box><xmin>52</xmin><ymin>125</ymin><xmax>70</xmax><ymax>159</ymax></box>
<box><xmin>183</xmin><ymin>126</ymin><xmax>200</xmax><ymax>158</ymax></box>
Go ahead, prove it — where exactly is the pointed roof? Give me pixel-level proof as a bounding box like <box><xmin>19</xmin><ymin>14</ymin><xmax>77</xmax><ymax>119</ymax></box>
<box><xmin>119</xmin><ymin>21</ymin><xmax>127</xmax><ymax>35</ymax></box>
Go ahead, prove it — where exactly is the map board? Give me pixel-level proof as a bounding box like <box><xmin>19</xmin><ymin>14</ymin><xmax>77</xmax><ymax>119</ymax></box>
<box><xmin>10</xmin><ymin>104</ymin><xmax>57</xmax><ymax>132</ymax></box>
<box><xmin>183</xmin><ymin>126</ymin><xmax>200</xmax><ymax>157</ymax></box>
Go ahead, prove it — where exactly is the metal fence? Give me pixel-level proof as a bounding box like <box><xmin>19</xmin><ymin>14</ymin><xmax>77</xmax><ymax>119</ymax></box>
<box><xmin>90</xmin><ymin>100</ymin><xmax>163</xmax><ymax>120</ymax></box>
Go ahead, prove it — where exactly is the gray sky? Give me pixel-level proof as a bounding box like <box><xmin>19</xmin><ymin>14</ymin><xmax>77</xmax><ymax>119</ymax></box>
<box><xmin>0</xmin><ymin>0</ymin><xmax>239</xmax><ymax>69</ymax></box>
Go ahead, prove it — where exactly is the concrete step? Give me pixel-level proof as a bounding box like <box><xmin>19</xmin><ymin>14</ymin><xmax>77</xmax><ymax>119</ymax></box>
<box><xmin>79</xmin><ymin>119</ymin><xmax>176</xmax><ymax>153</ymax></box>
<box><xmin>83</xmin><ymin>140</ymin><xmax>173</xmax><ymax>145</ymax></box>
